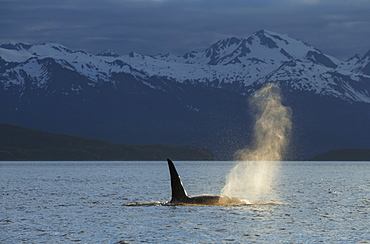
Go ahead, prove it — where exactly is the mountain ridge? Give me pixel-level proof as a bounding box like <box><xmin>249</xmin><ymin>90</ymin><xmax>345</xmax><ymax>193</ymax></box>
<box><xmin>1</xmin><ymin>30</ymin><xmax>369</xmax><ymax>103</ymax></box>
<box><xmin>1</xmin><ymin>30</ymin><xmax>370</xmax><ymax>160</ymax></box>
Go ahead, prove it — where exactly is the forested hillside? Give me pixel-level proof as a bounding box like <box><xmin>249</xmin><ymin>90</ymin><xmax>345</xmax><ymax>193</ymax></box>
<box><xmin>0</xmin><ymin>123</ymin><xmax>214</xmax><ymax>161</ymax></box>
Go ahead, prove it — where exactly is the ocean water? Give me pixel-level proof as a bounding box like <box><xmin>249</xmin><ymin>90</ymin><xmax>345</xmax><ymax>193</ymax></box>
<box><xmin>1</xmin><ymin>161</ymin><xmax>369</xmax><ymax>243</ymax></box>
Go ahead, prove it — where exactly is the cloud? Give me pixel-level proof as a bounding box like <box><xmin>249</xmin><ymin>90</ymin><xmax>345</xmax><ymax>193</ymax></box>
<box><xmin>291</xmin><ymin>0</ymin><xmax>321</xmax><ymax>4</ymax></box>
<box><xmin>126</xmin><ymin>0</ymin><xmax>168</xmax><ymax>2</ymax></box>
<box><xmin>1</xmin><ymin>0</ymin><xmax>369</xmax><ymax>59</ymax></box>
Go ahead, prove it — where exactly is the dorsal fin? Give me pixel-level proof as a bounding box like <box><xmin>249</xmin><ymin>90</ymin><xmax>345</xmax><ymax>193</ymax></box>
<box><xmin>167</xmin><ymin>159</ymin><xmax>188</xmax><ymax>202</ymax></box>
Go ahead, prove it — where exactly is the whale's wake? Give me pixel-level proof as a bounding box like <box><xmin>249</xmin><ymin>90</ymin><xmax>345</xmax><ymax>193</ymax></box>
<box><xmin>122</xmin><ymin>200</ymin><xmax>282</xmax><ymax>207</ymax></box>
<box><xmin>221</xmin><ymin>83</ymin><xmax>291</xmax><ymax>203</ymax></box>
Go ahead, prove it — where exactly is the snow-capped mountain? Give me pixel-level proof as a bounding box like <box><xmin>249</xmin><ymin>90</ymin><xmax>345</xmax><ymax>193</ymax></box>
<box><xmin>1</xmin><ymin>30</ymin><xmax>370</xmax><ymax>102</ymax></box>
<box><xmin>1</xmin><ymin>30</ymin><xmax>370</xmax><ymax>160</ymax></box>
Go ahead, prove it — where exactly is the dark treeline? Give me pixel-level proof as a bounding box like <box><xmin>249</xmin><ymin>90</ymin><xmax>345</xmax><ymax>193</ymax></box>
<box><xmin>0</xmin><ymin>123</ymin><xmax>214</xmax><ymax>161</ymax></box>
<box><xmin>2</xmin><ymin>123</ymin><xmax>369</xmax><ymax>161</ymax></box>
<box><xmin>309</xmin><ymin>149</ymin><xmax>370</xmax><ymax>161</ymax></box>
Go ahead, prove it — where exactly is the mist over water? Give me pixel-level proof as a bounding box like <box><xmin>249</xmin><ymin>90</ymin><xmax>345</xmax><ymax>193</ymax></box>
<box><xmin>221</xmin><ymin>83</ymin><xmax>292</xmax><ymax>203</ymax></box>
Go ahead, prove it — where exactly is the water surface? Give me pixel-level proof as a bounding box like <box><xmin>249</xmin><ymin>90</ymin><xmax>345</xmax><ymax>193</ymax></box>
<box><xmin>1</xmin><ymin>161</ymin><xmax>369</xmax><ymax>243</ymax></box>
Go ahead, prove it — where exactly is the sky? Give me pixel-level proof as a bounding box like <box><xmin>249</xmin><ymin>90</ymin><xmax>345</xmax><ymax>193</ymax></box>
<box><xmin>1</xmin><ymin>0</ymin><xmax>369</xmax><ymax>61</ymax></box>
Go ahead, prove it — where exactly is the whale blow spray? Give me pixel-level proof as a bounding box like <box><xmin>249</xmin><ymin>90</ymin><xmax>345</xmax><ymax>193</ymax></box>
<box><xmin>221</xmin><ymin>83</ymin><xmax>291</xmax><ymax>203</ymax></box>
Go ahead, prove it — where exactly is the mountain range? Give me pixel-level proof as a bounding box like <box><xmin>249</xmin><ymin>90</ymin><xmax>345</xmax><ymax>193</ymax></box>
<box><xmin>1</xmin><ymin>30</ymin><xmax>369</xmax><ymax>160</ymax></box>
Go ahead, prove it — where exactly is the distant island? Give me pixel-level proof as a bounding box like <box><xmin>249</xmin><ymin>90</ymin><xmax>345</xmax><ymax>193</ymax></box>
<box><xmin>309</xmin><ymin>149</ymin><xmax>370</xmax><ymax>161</ymax></box>
<box><xmin>0</xmin><ymin>123</ymin><xmax>214</xmax><ymax>161</ymax></box>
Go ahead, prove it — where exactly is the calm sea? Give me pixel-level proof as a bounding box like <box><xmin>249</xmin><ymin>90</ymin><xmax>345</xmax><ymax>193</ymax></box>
<box><xmin>1</xmin><ymin>161</ymin><xmax>369</xmax><ymax>243</ymax></box>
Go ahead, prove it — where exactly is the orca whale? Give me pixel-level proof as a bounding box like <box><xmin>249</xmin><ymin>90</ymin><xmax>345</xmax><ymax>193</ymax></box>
<box><xmin>167</xmin><ymin>159</ymin><xmax>245</xmax><ymax>206</ymax></box>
